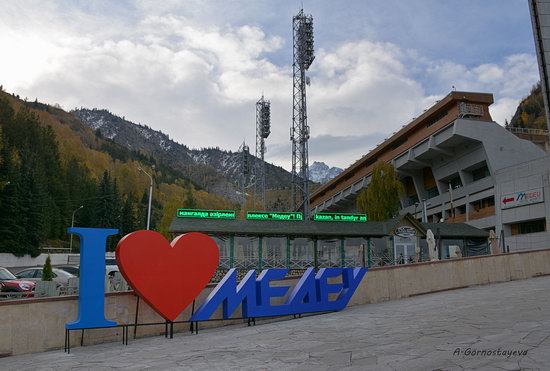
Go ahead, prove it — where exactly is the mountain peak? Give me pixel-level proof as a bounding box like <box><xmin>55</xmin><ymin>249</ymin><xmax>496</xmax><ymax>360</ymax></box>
<box><xmin>309</xmin><ymin>161</ymin><xmax>343</xmax><ymax>184</ymax></box>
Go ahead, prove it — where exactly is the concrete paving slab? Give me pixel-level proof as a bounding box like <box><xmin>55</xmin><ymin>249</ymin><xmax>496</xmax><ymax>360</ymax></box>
<box><xmin>2</xmin><ymin>276</ymin><xmax>550</xmax><ymax>370</ymax></box>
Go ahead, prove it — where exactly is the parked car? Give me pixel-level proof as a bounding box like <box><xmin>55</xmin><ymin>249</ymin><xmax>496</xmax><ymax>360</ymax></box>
<box><xmin>0</xmin><ymin>267</ymin><xmax>35</xmax><ymax>297</ymax></box>
<box><xmin>15</xmin><ymin>267</ymin><xmax>76</xmax><ymax>287</ymax></box>
<box><xmin>56</xmin><ymin>265</ymin><xmax>80</xmax><ymax>277</ymax></box>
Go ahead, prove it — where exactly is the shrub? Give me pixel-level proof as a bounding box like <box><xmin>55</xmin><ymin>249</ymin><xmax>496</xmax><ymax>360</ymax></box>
<box><xmin>42</xmin><ymin>255</ymin><xmax>53</xmax><ymax>281</ymax></box>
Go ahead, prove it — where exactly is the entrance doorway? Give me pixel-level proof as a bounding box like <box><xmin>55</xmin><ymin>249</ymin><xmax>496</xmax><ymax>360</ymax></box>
<box><xmin>394</xmin><ymin>236</ymin><xmax>417</xmax><ymax>264</ymax></box>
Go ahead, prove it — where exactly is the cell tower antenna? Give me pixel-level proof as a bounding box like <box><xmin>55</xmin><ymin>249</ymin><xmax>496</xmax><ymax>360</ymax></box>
<box><xmin>291</xmin><ymin>8</ymin><xmax>314</xmax><ymax>220</ymax></box>
<box><xmin>255</xmin><ymin>95</ymin><xmax>271</xmax><ymax>209</ymax></box>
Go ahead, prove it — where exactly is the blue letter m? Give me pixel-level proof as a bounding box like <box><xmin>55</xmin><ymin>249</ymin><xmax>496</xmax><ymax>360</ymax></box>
<box><xmin>191</xmin><ymin>269</ymin><xmax>257</xmax><ymax>321</ymax></box>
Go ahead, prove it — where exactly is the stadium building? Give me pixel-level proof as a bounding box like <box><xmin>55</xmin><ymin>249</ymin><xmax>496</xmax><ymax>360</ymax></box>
<box><xmin>310</xmin><ymin>91</ymin><xmax>550</xmax><ymax>252</ymax></box>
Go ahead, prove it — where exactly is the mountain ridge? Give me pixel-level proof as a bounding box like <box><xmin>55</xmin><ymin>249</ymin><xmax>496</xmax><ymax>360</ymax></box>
<box><xmin>72</xmin><ymin>108</ymin><xmax>296</xmax><ymax>203</ymax></box>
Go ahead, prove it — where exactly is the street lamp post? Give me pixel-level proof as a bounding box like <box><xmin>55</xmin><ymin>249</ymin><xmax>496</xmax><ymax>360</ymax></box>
<box><xmin>421</xmin><ymin>199</ymin><xmax>431</xmax><ymax>223</ymax></box>
<box><xmin>138</xmin><ymin>167</ymin><xmax>153</xmax><ymax>230</ymax></box>
<box><xmin>70</xmin><ymin>205</ymin><xmax>84</xmax><ymax>253</ymax></box>
<box><xmin>448</xmin><ymin>182</ymin><xmax>455</xmax><ymax>220</ymax></box>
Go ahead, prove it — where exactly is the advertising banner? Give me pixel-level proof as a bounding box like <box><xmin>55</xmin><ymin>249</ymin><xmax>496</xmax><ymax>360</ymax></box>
<box><xmin>501</xmin><ymin>188</ymin><xmax>544</xmax><ymax>209</ymax></box>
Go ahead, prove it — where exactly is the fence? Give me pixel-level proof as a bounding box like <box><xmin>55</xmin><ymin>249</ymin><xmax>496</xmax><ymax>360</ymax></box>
<box><xmin>506</xmin><ymin>126</ymin><xmax>549</xmax><ymax>136</ymax></box>
<box><xmin>2</xmin><ymin>248</ymin><xmax>550</xmax><ymax>356</ymax></box>
<box><xmin>1</xmin><ymin>274</ymin><xmax>126</xmax><ymax>301</ymax></box>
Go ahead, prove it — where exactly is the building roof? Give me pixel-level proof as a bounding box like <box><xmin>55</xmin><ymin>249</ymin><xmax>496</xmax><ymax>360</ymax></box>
<box><xmin>170</xmin><ymin>218</ymin><xmax>387</xmax><ymax>238</ymax></box>
<box><xmin>169</xmin><ymin>213</ymin><xmax>489</xmax><ymax>239</ymax></box>
<box><xmin>419</xmin><ymin>222</ymin><xmax>489</xmax><ymax>239</ymax></box>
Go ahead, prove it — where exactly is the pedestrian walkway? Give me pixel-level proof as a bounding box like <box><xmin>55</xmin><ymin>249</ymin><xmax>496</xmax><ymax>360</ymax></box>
<box><xmin>3</xmin><ymin>276</ymin><xmax>550</xmax><ymax>370</ymax></box>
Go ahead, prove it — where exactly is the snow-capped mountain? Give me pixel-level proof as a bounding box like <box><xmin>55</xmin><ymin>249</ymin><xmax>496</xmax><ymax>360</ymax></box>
<box><xmin>72</xmin><ymin>108</ymin><xmax>294</xmax><ymax>202</ymax></box>
<box><xmin>309</xmin><ymin>161</ymin><xmax>343</xmax><ymax>184</ymax></box>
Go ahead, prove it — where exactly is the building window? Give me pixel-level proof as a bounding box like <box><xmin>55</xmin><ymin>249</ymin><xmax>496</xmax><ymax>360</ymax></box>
<box><xmin>471</xmin><ymin>197</ymin><xmax>495</xmax><ymax>212</ymax></box>
<box><xmin>407</xmin><ymin>194</ymin><xmax>419</xmax><ymax>206</ymax></box>
<box><xmin>317</xmin><ymin>238</ymin><xmax>340</xmax><ymax>268</ymax></box>
<box><xmin>290</xmin><ymin>237</ymin><xmax>314</xmax><ymax>269</ymax></box>
<box><xmin>391</xmin><ymin>138</ymin><xmax>407</xmax><ymax>150</ymax></box>
<box><xmin>448</xmin><ymin>175</ymin><xmax>462</xmax><ymax>189</ymax></box>
<box><xmin>426</xmin><ymin>187</ymin><xmax>439</xmax><ymax>198</ymax></box>
<box><xmin>456</xmin><ymin>205</ymin><xmax>466</xmax><ymax>215</ymax></box>
<box><xmin>472</xmin><ymin>165</ymin><xmax>490</xmax><ymax>181</ymax></box>
<box><xmin>262</xmin><ymin>236</ymin><xmax>287</xmax><ymax>268</ymax></box>
<box><xmin>510</xmin><ymin>219</ymin><xmax>547</xmax><ymax>236</ymax></box>
<box><xmin>425</xmin><ymin>109</ymin><xmax>448</xmax><ymax>128</ymax></box>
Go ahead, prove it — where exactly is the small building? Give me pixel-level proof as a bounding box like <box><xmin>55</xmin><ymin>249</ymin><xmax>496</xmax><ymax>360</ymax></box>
<box><xmin>169</xmin><ymin>214</ymin><xmax>489</xmax><ymax>270</ymax></box>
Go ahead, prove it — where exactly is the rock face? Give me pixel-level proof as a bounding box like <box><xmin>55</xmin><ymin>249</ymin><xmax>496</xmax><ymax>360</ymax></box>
<box><xmin>72</xmin><ymin>109</ymin><xmax>293</xmax><ymax>202</ymax></box>
<box><xmin>309</xmin><ymin>161</ymin><xmax>343</xmax><ymax>184</ymax></box>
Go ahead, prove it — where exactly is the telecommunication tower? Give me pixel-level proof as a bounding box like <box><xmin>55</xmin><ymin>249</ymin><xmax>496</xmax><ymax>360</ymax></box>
<box><xmin>291</xmin><ymin>8</ymin><xmax>315</xmax><ymax>219</ymax></box>
<box><xmin>255</xmin><ymin>96</ymin><xmax>271</xmax><ymax>209</ymax></box>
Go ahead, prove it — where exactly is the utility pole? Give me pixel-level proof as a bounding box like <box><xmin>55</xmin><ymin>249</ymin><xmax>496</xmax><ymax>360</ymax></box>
<box><xmin>70</xmin><ymin>205</ymin><xmax>84</xmax><ymax>253</ymax></box>
<box><xmin>291</xmin><ymin>8</ymin><xmax>315</xmax><ymax>220</ymax></box>
<box><xmin>138</xmin><ymin>167</ymin><xmax>153</xmax><ymax>230</ymax></box>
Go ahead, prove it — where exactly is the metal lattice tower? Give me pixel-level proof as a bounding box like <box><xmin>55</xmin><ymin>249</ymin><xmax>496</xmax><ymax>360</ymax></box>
<box><xmin>255</xmin><ymin>96</ymin><xmax>271</xmax><ymax>209</ymax></box>
<box><xmin>291</xmin><ymin>8</ymin><xmax>314</xmax><ymax>219</ymax></box>
<box><xmin>239</xmin><ymin>141</ymin><xmax>250</xmax><ymax>206</ymax></box>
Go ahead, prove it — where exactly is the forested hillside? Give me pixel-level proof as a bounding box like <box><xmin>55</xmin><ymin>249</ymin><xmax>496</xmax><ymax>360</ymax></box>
<box><xmin>0</xmin><ymin>90</ymin><xmax>234</xmax><ymax>256</ymax></box>
<box><xmin>507</xmin><ymin>82</ymin><xmax>548</xmax><ymax>130</ymax></box>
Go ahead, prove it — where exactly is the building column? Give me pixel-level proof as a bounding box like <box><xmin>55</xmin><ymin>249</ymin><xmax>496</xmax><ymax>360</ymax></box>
<box><xmin>229</xmin><ymin>236</ymin><xmax>234</xmax><ymax>268</ymax></box>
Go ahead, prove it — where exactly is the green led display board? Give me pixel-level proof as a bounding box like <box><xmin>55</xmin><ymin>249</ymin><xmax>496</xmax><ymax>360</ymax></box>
<box><xmin>313</xmin><ymin>213</ymin><xmax>367</xmax><ymax>222</ymax></box>
<box><xmin>246</xmin><ymin>211</ymin><xmax>303</xmax><ymax>221</ymax></box>
<box><xmin>176</xmin><ymin>209</ymin><xmax>236</xmax><ymax>220</ymax></box>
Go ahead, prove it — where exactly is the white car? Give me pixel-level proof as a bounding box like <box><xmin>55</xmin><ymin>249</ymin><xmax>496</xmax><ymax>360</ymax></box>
<box><xmin>16</xmin><ymin>267</ymin><xmax>76</xmax><ymax>287</ymax></box>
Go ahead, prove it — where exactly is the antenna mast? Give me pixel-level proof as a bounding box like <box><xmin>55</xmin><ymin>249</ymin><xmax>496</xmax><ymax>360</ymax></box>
<box><xmin>291</xmin><ymin>8</ymin><xmax>315</xmax><ymax>219</ymax></box>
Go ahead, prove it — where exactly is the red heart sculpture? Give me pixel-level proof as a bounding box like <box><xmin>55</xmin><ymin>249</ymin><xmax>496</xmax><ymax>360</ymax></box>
<box><xmin>116</xmin><ymin>231</ymin><xmax>219</xmax><ymax>321</ymax></box>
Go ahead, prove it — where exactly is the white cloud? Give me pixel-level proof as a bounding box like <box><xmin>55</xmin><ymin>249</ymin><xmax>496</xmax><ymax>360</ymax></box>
<box><xmin>0</xmin><ymin>2</ymin><xmax>541</xmax><ymax>171</ymax></box>
<box><xmin>423</xmin><ymin>53</ymin><xmax>539</xmax><ymax>125</ymax></box>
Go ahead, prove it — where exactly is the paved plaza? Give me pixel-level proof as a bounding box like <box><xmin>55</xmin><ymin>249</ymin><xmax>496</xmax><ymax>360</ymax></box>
<box><xmin>3</xmin><ymin>276</ymin><xmax>550</xmax><ymax>370</ymax></box>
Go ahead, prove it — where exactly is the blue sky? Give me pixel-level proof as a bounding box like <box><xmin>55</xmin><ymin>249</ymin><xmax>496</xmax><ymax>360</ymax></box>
<box><xmin>0</xmin><ymin>0</ymin><xmax>540</xmax><ymax>169</ymax></box>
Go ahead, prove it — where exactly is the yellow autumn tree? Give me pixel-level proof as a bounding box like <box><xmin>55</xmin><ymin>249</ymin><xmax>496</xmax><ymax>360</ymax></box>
<box><xmin>356</xmin><ymin>161</ymin><xmax>403</xmax><ymax>221</ymax></box>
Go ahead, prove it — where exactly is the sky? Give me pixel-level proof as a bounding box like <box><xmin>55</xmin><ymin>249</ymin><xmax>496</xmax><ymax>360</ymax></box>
<box><xmin>0</xmin><ymin>0</ymin><xmax>541</xmax><ymax>170</ymax></box>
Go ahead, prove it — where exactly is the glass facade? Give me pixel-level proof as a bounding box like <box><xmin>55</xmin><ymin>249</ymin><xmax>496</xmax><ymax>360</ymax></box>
<box><xmin>317</xmin><ymin>238</ymin><xmax>340</xmax><ymax>268</ymax></box>
<box><xmin>210</xmin><ymin>235</ymin><xmax>231</xmax><ymax>269</ymax></box>
<box><xmin>234</xmin><ymin>236</ymin><xmax>260</xmax><ymax>269</ymax></box>
<box><xmin>290</xmin><ymin>237</ymin><xmax>315</xmax><ymax>268</ymax></box>
<box><xmin>262</xmin><ymin>236</ymin><xmax>287</xmax><ymax>268</ymax></box>
<box><xmin>344</xmin><ymin>237</ymin><xmax>366</xmax><ymax>267</ymax></box>
<box><xmin>198</xmin><ymin>225</ymin><xmax>487</xmax><ymax>271</ymax></box>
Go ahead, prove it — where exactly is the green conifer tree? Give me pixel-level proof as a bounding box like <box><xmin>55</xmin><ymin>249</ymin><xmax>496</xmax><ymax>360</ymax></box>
<box><xmin>42</xmin><ymin>255</ymin><xmax>53</xmax><ymax>281</ymax></box>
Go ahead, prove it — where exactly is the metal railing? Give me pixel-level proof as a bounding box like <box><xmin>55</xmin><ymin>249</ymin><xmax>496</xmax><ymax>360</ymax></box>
<box><xmin>506</xmin><ymin>126</ymin><xmax>549</xmax><ymax>136</ymax></box>
<box><xmin>0</xmin><ymin>291</ymin><xmax>35</xmax><ymax>301</ymax></box>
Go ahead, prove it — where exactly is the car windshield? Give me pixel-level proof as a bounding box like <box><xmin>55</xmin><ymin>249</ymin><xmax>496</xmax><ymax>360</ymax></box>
<box><xmin>0</xmin><ymin>268</ymin><xmax>17</xmax><ymax>280</ymax></box>
<box><xmin>105</xmin><ymin>259</ymin><xmax>117</xmax><ymax>266</ymax></box>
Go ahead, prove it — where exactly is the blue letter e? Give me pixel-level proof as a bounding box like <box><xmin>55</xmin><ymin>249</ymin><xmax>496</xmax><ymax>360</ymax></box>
<box><xmin>66</xmin><ymin>227</ymin><xmax>119</xmax><ymax>330</ymax></box>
